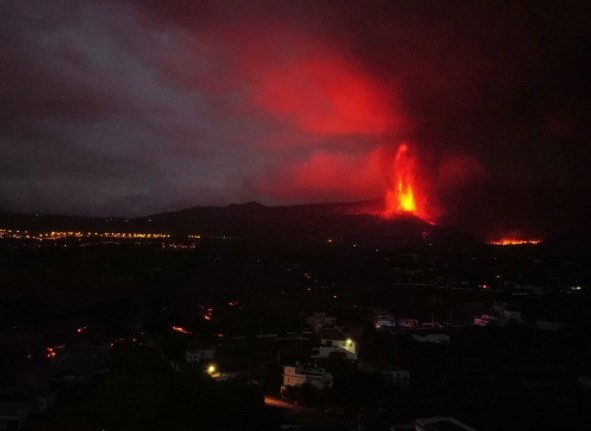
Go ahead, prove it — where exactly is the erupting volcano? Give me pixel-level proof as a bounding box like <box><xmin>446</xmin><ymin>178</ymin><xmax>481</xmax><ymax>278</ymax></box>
<box><xmin>383</xmin><ymin>143</ymin><xmax>432</xmax><ymax>223</ymax></box>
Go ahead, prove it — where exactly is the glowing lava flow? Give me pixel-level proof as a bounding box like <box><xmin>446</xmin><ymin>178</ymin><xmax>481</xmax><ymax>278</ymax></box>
<box><xmin>171</xmin><ymin>325</ymin><xmax>192</xmax><ymax>335</ymax></box>
<box><xmin>489</xmin><ymin>238</ymin><xmax>542</xmax><ymax>246</ymax></box>
<box><xmin>383</xmin><ymin>143</ymin><xmax>431</xmax><ymax>223</ymax></box>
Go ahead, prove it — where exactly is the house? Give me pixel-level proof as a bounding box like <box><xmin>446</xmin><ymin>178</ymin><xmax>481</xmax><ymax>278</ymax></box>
<box><xmin>0</xmin><ymin>389</ymin><xmax>32</xmax><ymax>431</ymax></box>
<box><xmin>50</xmin><ymin>346</ymin><xmax>111</xmax><ymax>384</ymax></box>
<box><xmin>33</xmin><ymin>388</ymin><xmax>56</xmax><ymax>415</ymax></box>
<box><xmin>307</xmin><ymin>312</ymin><xmax>337</xmax><ymax>331</ymax></box>
<box><xmin>474</xmin><ymin>314</ymin><xmax>498</xmax><ymax>327</ymax></box>
<box><xmin>502</xmin><ymin>310</ymin><xmax>523</xmax><ymax>323</ymax></box>
<box><xmin>168</xmin><ymin>359</ymin><xmax>181</xmax><ymax>371</ymax></box>
<box><xmin>374</xmin><ymin>314</ymin><xmax>396</xmax><ymax>329</ymax></box>
<box><xmin>359</xmin><ymin>363</ymin><xmax>410</xmax><ymax>389</ymax></box>
<box><xmin>412</xmin><ymin>334</ymin><xmax>450</xmax><ymax>346</ymax></box>
<box><xmin>282</xmin><ymin>365</ymin><xmax>333</xmax><ymax>390</ymax></box>
<box><xmin>217</xmin><ymin>371</ymin><xmax>245</xmax><ymax>382</ymax></box>
<box><xmin>398</xmin><ymin>318</ymin><xmax>419</xmax><ymax>329</ymax></box>
<box><xmin>415</xmin><ymin>417</ymin><xmax>477</xmax><ymax>431</ymax></box>
<box><xmin>535</xmin><ymin>321</ymin><xmax>566</xmax><ymax>331</ymax></box>
<box><xmin>311</xmin><ymin>328</ymin><xmax>358</xmax><ymax>360</ymax></box>
<box><xmin>339</xmin><ymin>322</ymin><xmax>365</xmax><ymax>339</ymax></box>
<box><xmin>492</xmin><ymin>303</ymin><xmax>523</xmax><ymax>323</ymax></box>
<box><xmin>523</xmin><ymin>284</ymin><xmax>545</xmax><ymax>294</ymax></box>
<box><xmin>380</xmin><ymin>368</ymin><xmax>410</xmax><ymax>388</ymax></box>
<box><xmin>577</xmin><ymin>375</ymin><xmax>591</xmax><ymax>390</ymax></box>
<box><xmin>185</xmin><ymin>348</ymin><xmax>215</xmax><ymax>363</ymax></box>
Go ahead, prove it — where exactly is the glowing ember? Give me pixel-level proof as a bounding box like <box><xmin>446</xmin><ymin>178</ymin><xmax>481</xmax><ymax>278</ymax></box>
<box><xmin>383</xmin><ymin>143</ymin><xmax>431</xmax><ymax>222</ymax></box>
<box><xmin>171</xmin><ymin>325</ymin><xmax>192</xmax><ymax>334</ymax></box>
<box><xmin>45</xmin><ymin>345</ymin><xmax>65</xmax><ymax>359</ymax></box>
<box><xmin>489</xmin><ymin>238</ymin><xmax>542</xmax><ymax>246</ymax></box>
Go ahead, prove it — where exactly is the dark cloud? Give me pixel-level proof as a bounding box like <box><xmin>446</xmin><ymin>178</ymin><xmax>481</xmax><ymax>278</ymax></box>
<box><xmin>0</xmin><ymin>0</ymin><xmax>589</xmax><ymax>234</ymax></box>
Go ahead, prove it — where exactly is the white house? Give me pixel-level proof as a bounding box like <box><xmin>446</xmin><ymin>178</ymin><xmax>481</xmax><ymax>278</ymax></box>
<box><xmin>311</xmin><ymin>328</ymin><xmax>358</xmax><ymax>360</ymax></box>
<box><xmin>307</xmin><ymin>312</ymin><xmax>337</xmax><ymax>331</ymax></box>
<box><xmin>535</xmin><ymin>321</ymin><xmax>566</xmax><ymax>331</ymax></box>
<box><xmin>359</xmin><ymin>363</ymin><xmax>410</xmax><ymax>389</ymax></box>
<box><xmin>282</xmin><ymin>365</ymin><xmax>333</xmax><ymax>390</ymax></box>
<box><xmin>503</xmin><ymin>310</ymin><xmax>523</xmax><ymax>323</ymax></box>
<box><xmin>415</xmin><ymin>417</ymin><xmax>477</xmax><ymax>431</ymax></box>
<box><xmin>374</xmin><ymin>314</ymin><xmax>396</xmax><ymax>329</ymax></box>
<box><xmin>185</xmin><ymin>348</ymin><xmax>215</xmax><ymax>363</ymax></box>
<box><xmin>380</xmin><ymin>368</ymin><xmax>410</xmax><ymax>389</ymax></box>
<box><xmin>492</xmin><ymin>303</ymin><xmax>523</xmax><ymax>324</ymax></box>
<box><xmin>412</xmin><ymin>334</ymin><xmax>450</xmax><ymax>346</ymax></box>
<box><xmin>0</xmin><ymin>389</ymin><xmax>32</xmax><ymax>431</ymax></box>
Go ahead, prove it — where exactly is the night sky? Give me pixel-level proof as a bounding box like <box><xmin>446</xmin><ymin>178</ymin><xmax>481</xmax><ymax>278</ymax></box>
<box><xmin>1</xmin><ymin>1</ymin><xmax>589</xmax><ymax>234</ymax></box>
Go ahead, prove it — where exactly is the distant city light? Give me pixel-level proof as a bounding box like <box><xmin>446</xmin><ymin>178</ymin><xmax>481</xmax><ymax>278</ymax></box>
<box><xmin>0</xmin><ymin>227</ymin><xmax>171</xmax><ymax>241</ymax></box>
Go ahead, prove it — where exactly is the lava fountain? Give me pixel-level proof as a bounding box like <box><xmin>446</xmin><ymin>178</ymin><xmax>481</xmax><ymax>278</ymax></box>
<box><xmin>383</xmin><ymin>143</ymin><xmax>432</xmax><ymax>223</ymax></box>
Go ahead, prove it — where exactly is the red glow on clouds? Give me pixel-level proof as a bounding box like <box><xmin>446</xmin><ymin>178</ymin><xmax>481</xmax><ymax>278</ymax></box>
<box><xmin>437</xmin><ymin>154</ymin><xmax>485</xmax><ymax>187</ymax></box>
<box><xmin>178</xmin><ymin>21</ymin><xmax>483</xmax><ymax>213</ymax></box>
<box><xmin>254</xmin><ymin>147</ymin><xmax>388</xmax><ymax>202</ymax></box>
<box><xmin>255</xmin><ymin>56</ymin><xmax>396</xmax><ymax>136</ymax></box>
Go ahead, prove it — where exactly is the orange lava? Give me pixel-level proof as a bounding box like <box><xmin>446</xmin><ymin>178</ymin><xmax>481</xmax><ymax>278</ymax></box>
<box><xmin>383</xmin><ymin>143</ymin><xmax>432</xmax><ymax>223</ymax></box>
<box><xmin>264</xmin><ymin>396</ymin><xmax>308</xmax><ymax>411</ymax></box>
<box><xmin>489</xmin><ymin>238</ymin><xmax>542</xmax><ymax>246</ymax></box>
<box><xmin>171</xmin><ymin>325</ymin><xmax>192</xmax><ymax>334</ymax></box>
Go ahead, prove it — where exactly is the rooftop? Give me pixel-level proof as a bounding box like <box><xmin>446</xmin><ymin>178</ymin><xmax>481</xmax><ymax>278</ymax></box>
<box><xmin>416</xmin><ymin>417</ymin><xmax>477</xmax><ymax>431</ymax></box>
<box><xmin>317</xmin><ymin>328</ymin><xmax>346</xmax><ymax>341</ymax></box>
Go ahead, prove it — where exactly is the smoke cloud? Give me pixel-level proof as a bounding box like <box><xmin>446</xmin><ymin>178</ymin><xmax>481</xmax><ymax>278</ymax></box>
<box><xmin>0</xmin><ymin>0</ymin><xmax>588</xmax><ymax>234</ymax></box>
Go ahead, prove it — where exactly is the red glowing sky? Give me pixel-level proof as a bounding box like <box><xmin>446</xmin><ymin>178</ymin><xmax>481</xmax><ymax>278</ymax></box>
<box><xmin>194</xmin><ymin>21</ymin><xmax>482</xmax><ymax>223</ymax></box>
<box><xmin>227</xmin><ymin>30</ymin><xmax>482</xmax><ymax>223</ymax></box>
<box><xmin>1</xmin><ymin>0</ymin><xmax>588</xmax><ymax>235</ymax></box>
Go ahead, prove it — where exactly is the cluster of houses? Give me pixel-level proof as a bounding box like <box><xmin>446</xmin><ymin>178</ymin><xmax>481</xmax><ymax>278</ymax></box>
<box><xmin>373</xmin><ymin>313</ymin><xmax>420</xmax><ymax>330</ymax></box>
<box><xmin>0</xmin><ymin>345</ymin><xmax>111</xmax><ymax>430</ymax></box>
<box><xmin>411</xmin><ymin>416</ymin><xmax>478</xmax><ymax>431</ymax></box>
<box><xmin>170</xmin><ymin>302</ymin><xmax>581</xmax><ymax>421</ymax></box>
<box><xmin>281</xmin><ymin>312</ymin><xmax>411</xmax><ymax>396</ymax></box>
<box><xmin>171</xmin><ymin>310</ymin><xmax>414</xmax><ymax>399</ymax></box>
<box><xmin>473</xmin><ymin>302</ymin><xmax>524</xmax><ymax>327</ymax></box>
<box><xmin>473</xmin><ymin>302</ymin><xmax>568</xmax><ymax>331</ymax></box>
<box><xmin>169</xmin><ymin>305</ymin><xmax>515</xmax><ymax>407</ymax></box>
